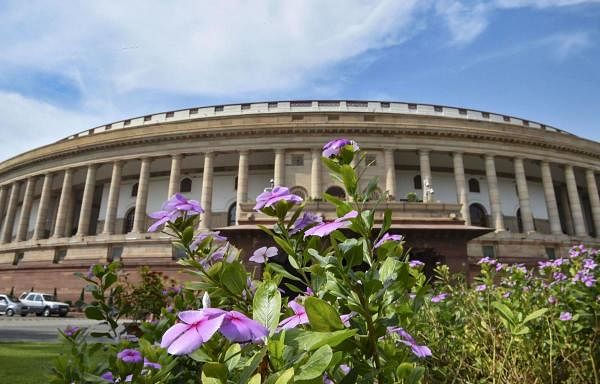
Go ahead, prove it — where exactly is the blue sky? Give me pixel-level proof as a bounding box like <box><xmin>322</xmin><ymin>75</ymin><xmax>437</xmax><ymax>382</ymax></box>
<box><xmin>0</xmin><ymin>0</ymin><xmax>598</xmax><ymax>160</ymax></box>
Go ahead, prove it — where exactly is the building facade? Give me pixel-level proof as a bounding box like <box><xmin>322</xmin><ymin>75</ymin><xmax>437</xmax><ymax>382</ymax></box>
<box><xmin>0</xmin><ymin>100</ymin><xmax>599</xmax><ymax>299</ymax></box>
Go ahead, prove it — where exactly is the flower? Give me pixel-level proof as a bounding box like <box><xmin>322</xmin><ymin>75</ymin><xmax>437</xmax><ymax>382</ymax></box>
<box><xmin>190</xmin><ymin>231</ymin><xmax>228</xmax><ymax>250</ymax></box>
<box><xmin>161</xmin><ymin>309</ymin><xmax>226</xmax><ymax>355</ymax></box>
<box><xmin>387</xmin><ymin>327</ymin><xmax>432</xmax><ymax>358</ymax></box>
<box><xmin>475</xmin><ymin>284</ymin><xmax>486</xmax><ymax>292</ymax></box>
<box><xmin>374</xmin><ymin>233</ymin><xmax>404</xmax><ymax>248</ymax></box>
<box><xmin>148</xmin><ymin>194</ymin><xmax>204</xmax><ymax>232</ymax></box>
<box><xmin>431</xmin><ymin>293</ymin><xmax>447</xmax><ymax>303</ymax></box>
<box><xmin>254</xmin><ymin>186</ymin><xmax>303</xmax><ymax>211</ymax></box>
<box><xmin>117</xmin><ymin>349</ymin><xmax>143</xmax><ymax>364</ymax></box>
<box><xmin>322</xmin><ymin>139</ymin><xmax>359</xmax><ymax>158</ymax></box>
<box><xmin>143</xmin><ymin>358</ymin><xmax>161</xmax><ymax>370</ymax></box>
<box><xmin>63</xmin><ymin>325</ymin><xmax>79</xmax><ymax>337</ymax></box>
<box><xmin>278</xmin><ymin>300</ymin><xmax>309</xmax><ymax>329</ymax></box>
<box><xmin>249</xmin><ymin>246</ymin><xmax>278</xmax><ymax>264</ymax></box>
<box><xmin>409</xmin><ymin>260</ymin><xmax>425</xmax><ymax>268</ymax></box>
<box><xmin>304</xmin><ymin>210</ymin><xmax>358</xmax><ymax>238</ymax></box>
<box><xmin>100</xmin><ymin>371</ymin><xmax>114</xmax><ymax>382</ymax></box>
<box><xmin>219</xmin><ymin>311</ymin><xmax>268</xmax><ymax>343</ymax></box>
<box><xmin>559</xmin><ymin>311</ymin><xmax>573</xmax><ymax>321</ymax></box>
<box><xmin>290</xmin><ymin>212</ymin><xmax>323</xmax><ymax>234</ymax></box>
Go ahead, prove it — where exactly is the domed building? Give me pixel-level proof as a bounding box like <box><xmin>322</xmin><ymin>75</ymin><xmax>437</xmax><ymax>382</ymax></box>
<box><xmin>0</xmin><ymin>100</ymin><xmax>598</xmax><ymax>300</ymax></box>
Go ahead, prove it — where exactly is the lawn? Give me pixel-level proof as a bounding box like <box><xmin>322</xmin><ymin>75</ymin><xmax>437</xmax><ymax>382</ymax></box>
<box><xmin>0</xmin><ymin>342</ymin><xmax>63</xmax><ymax>384</ymax></box>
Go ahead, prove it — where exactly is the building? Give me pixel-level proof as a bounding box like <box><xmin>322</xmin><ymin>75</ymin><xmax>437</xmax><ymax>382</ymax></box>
<box><xmin>0</xmin><ymin>100</ymin><xmax>599</xmax><ymax>299</ymax></box>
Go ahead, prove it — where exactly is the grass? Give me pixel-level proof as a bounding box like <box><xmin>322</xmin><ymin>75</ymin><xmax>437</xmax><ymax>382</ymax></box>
<box><xmin>0</xmin><ymin>342</ymin><xmax>64</xmax><ymax>383</ymax></box>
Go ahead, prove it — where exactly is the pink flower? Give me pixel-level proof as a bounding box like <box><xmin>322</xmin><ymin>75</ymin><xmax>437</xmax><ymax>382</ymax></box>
<box><xmin>304</xmin><ymin>211</ymin><xmax>358</xmax><ymax>238</ymax></box>
<box><xmin>249</xmin><ymin>246</ymin><xmax>278</xmax><ymax>264</ymax></box>
<box><xmin>278</xmin><ymin>300</ymin><xmax>309</xmax><ymax>329</ymax></box>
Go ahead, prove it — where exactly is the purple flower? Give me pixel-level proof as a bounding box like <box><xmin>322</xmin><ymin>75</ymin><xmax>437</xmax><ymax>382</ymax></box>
<box><xmin>100</xmin><ymin>371</ymin><xmax>114</xmax><ymax>382</ymax></box>
<box><xmin>431</xmin><ymin>293</ymin><xmax>447</xmax><ymax>303</ymax></box>
<box><xmin>160</xmin><ymin>309</ymin><xmax>226</xmax><ymax>355</ymax></box>
<box><xmin>322</xmin><ymin>139</ymin><xmax>359</xmax><ymax>158</ymax></box>
<box><xmin>190</xmin><ymin>231</ymin><xmax>227</xmax><ymax>250</ymax></box>
<box><xmin>387</xmin><ymin>327</ymin><xmax>432</xmax><ymax>358</ymax></box>
<box><xmin>475</xmin><ymin>284</ymin><xmax>486</xmax><ymax>292</ymax></box>
<box><xmin>249</xmin><ymin>246</ymin><xmax>278</xmax><ymax>264</ymax></box>
<box><xmin>254</xmin><ymin>186</ymin><xmax>303</xmax><ymax>211</ymax></box>
<box><xmin>143</xmin><ymin>358</ymin><xmax>161</xmax><ymax>370</ymax></box>
<box><xmin>290</xmin><ymin>212</ymin><xmax>323</xmax><ymax>234</ymax></box>
<box><xmin>278</xmin><ymin>300</ymin><xmax>309</xmax><ymax>329</ymax></box>
<box><xmin>409</xmin><ymin>260</ymin><xmax>425</xmax><ymax>268</ymax></box>
<box><xmin>219</xmin><ymin>311</ymin><xmax>268</xmax><ymax>343</ymax></box>
<box><xmin>117</xmin><ymin>349</ymin><xmax>143</xmax><ymax>364</ymax></box>
<box><xmin>559</xmin><ymin>311</ymin><xmax>572</xmax><ymax>321</ymax></box>
<box><xmin>304</xmin><ymin>210</ymin><xmax>358</xmax><ymax>238</ymax></box>
<box><xmin>63</xmin><ymin>325</ymin><xmax>79</xmax><ymax>337</ymax></box>
<box><xmin>374</xmin><ymin>233</ymin><xmax>404</xmax><ymax>248</ymax></box>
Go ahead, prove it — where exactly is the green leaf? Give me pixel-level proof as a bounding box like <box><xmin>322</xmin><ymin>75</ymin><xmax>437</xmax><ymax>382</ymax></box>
<box><xmin>274</xmin><ymin>368</ymin><xmax>295</xmax><ymax>384</ymax></box>
<box><xmin>522</xmin><ymin>308</ymin><xmax>548</xmax><ymax>324</ymax></box>
<box><xmin>268</xmin><ymin>262</ymin><xmax>302</xmax><ymax>282</ymax></box>
<box><xmin>201</xmin><ymin>362</ymin><xmax>227</xmax><ymax>384</ymax></box>
<box><xmin>305</xmin><ymin>297</ymin><xmax>344</xmax><ymax>332</ymax></box>
<box><xmin>84</xmin><ymin>306</ymin><xmax>104</xmax><ymax>321</ymax></box>
<box><xmin>295</xmin><ymin>345</ymin><xmax>333</xmax><ymax>381</ymax></box>
<box><xmin>253</xmin><ymin>281</ymin><xmax>282</xmax><ymax>331</ymax></box>
<box><xmin>221</xmin><ymin>262</ymin><xmax>247</xmax><ymax>296</ymax></box>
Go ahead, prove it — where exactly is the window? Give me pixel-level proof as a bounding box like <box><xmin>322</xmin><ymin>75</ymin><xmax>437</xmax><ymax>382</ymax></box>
<box><xmin>326</xmin><ymin>186</ymin><xmax>346</xmax><ymax>199</ymax></box>
<box><xmin>470</xmin><ymin>203</ymin><xmax>488</xmax><ymax>227</ymax></box>
<box><xmin>124</xmin><ymin>208</ymin><xmax>135</xmax><ymax>233</ymax></box>
<box><xmin>545</xmin><ymin>247</ymin><xmax>556</xmax><ymax>260</ymax></box>
<box><xmin>482</xmin><ymin>245</ymin><xmax>495</xmax><ymax>258</ymax></box>
<box><xmin>12</xmin><ymin>252</ymin><xmax>24</xmax><ymax>266</ymax></box>
<box><xmin>180</xmin><ymin>178</ymin><xmax>192</xmax><ymax>193</ymax></box>
<box><xmin>53</xmin><ymin>249</ymin><xmax>67</xmax><ymax>264</ymax></box>
<box><xmin>290</xmin><ymin>186</ymin><xmax>308</xmax><ymax>200</ymax></box>
<box><xmin>290</xmin><ymin>154</ymin><xmax>304</xmax><ymax>166</ymax></box>
<box><xmin>468</xmin><ymin>178</ymin><xmax>480</xmax><ymax>193</ymax></box>
<box><xmin>109</xmin><ymin>246</ymin><xmax>123</xmax><ymax>262</ymax></box>
<box><xmin>227</xmin><ymin>203</ymin><xmax>237</xmax><ymax>226</ymax></box>
<box><xmin>413</xmin><ymin>175</ymin><xmax>422</xmax><ymax>190</ymax></box>
<box><xmin>131</xmin><ymin>183</ymin><xmax>138</xmax><ymax>197</ymax></box>
<box><xmin>365</xmin><ymin>154</ymin><xmax>377</xmax><ymax>166</ymax></box>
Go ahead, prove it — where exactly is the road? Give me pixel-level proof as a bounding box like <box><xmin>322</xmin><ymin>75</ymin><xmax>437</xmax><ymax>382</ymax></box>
<box><xmin>0</xmin><ymin>316</ymin><xmax>111</xmax><ymax>342</ymax></box>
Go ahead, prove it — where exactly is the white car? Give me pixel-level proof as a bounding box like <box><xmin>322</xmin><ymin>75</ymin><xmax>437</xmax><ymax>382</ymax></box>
<box><xmin>19</xmin><ymin>292</ymin><xmax>69</xmax><ymax>317</ymax></box>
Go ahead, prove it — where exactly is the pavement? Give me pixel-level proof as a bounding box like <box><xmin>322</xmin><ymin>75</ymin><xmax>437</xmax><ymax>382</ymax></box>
<box><xmin>0</xmin><ymin>315</ymin><xmax>116</xmax><ymax>342</ymax></box>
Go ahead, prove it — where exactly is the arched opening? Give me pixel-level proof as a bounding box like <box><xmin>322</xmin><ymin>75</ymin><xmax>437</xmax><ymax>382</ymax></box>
<box><xmin>227</xmin><ymin>203</ymin><xmax>237</xmax><ymax>226</ymax></box>
<box><xmin>468</xmin><ymin>178</ymin><xmax>480</xmax><ymax>193</ymax></box>
<box><xmin>124</xmin><ymin>208</ymin><xmax>135</xmax><ymax>233</ymax></box>
<box><xmin>469</xmin><ymin>203</ymin><xmax>488</xmax><ymax>228</ymax></box>
<box><xmin>180</xmin><ymin>177</ymin><xmax>192</xmax><ymax>193</ymax></box>
<box><xmin>289</xmin><ymin>186</ymin><xmax>308</xmax><ymax>200</ymax></box>
<box><xmin>325</xmin><ymin>186</ymin><xmax>346</xmax><ymax>199</ymax></box>
<box><xmin>131</xmin><ymin>183</ymin><xmax>139</xmax><ymax>197</ymax></box>
<box><xmin>413</xmin><ymin>175</ymin><xmax>422</xmax><ymax>190</ymax></box>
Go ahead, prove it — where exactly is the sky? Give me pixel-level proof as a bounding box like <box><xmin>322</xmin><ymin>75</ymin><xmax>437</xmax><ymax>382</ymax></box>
<box><xmin>0</xmin><ymin>0</ymin><xmax>599</xmax><ymax>161</ymax></box>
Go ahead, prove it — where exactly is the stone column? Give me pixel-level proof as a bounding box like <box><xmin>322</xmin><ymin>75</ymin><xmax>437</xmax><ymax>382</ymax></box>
<box><xmin>485</xmin><ymin>155</ymin><xmax>504</xmax><ymax>231</ymax></box>
<box><xmin>311</xmin><ymin>149</ymin><xmax>322</xmax><ymax>199</ymax></box>
<box><xmin>384</xmin><ymin>149</ymin><xmax>396</xmax><ymax>200</ymax></box>
<box><xmin>76</xmin><ymin>164</ymin><xmax>98</xmax><ymax>236</ymax></box>
<box><xmin>16</xmin><ymin>177</ymin><xmax>36</xmax><ymax>241</ymax></box>
<box><xmin>102</xmin><ymin>161</ymin><xmax>123</xmax><ymax>235</ymax></box>
<box><xmin>452</xmin><ymin>152</ymin><xmax>470</xmax><ymax>225</ymax></box>
<box><xmin>0</xmin><ymin>186</ymin><xmax>8</xmax><ymax>224</ymax></box>
<box><xmin>236</xmin><ymin>150</ymin><xmax>249</xmax><ymax>223</ymax></box>
<box><xmin>274</xmin><ymin>149</ymin><xmax>285</xmax><ymax>187</ymax></box>
<box><xmin>1</xmin><ymin>182</ymin><xmax>21</xmax><ymax>243</ymax></box>
<box><xmin>514</xmin><ymin>157</ymin><xmax>535</xmax><ymax>233</ymax></box>
<box><xmin>564</xmin><ymin>165</ymin><xmax>586</xmax><ymax>237</ymax></box>
<box><xmin>53</xmin><ymin>169</ymin><xmax>73</xmax><ymax>238</ymax></box>
<box><xmin>33</xmin><ymin>173</ymin><xmax>53</xmax><ymax>240</ymax></box>
<box><xmin>132</xmin><ymin>158</ymin><xmax>151</xmax><ymax>233</ymax></box>
<box><xmin>585</xmin><ymin>169</ymin><xmax>600</xmax><ymax>238</ymax></box>
<box><xmin>541</xmin><ymin>161</ymin><xmax>562</xmax><ymax>235</ymax></box>
<box><xmin>199</xmin><ymin>152</ymin><xmax>214</xmax><ymax>229</ymax></box>
<box><xmin>167</xmin><ymin>154</ymin><xmax>182</xmax><ymax>198</ymax></box>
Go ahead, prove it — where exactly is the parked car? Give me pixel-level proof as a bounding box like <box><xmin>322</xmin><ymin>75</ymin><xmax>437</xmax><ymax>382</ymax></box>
<box><xmin>18</xmin><ymin>292</ymin><xmax>69</xmax><ymax>317</ymax></box>
<box><xmin>0</xmin><ymin>294</ymin><xmax>28</xmax><ymax>316</ymax></box>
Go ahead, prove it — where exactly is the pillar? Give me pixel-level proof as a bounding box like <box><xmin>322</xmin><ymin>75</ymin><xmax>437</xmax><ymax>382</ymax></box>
<box><xmin>384</xmin><ymin>149</ymin><xmax>396</xmax><ymax>200</ymax></box>
<box><xmin>76</xmin><ymin>164</ymin><xmax>97</xmax><ymax>236</ymax></box>
<box><xmin>199</xmin><ymin>152</ymin><xmax>214</xmax><ymax>229</ymax></box>
<box><xmin>274</xmin><ymin>149</ymin><xmax>285</xmax><ymax>187</ymax></box>
<box><xmin>514</xmin><ymin>157</ymin><xmax>535</xmax><ymax>233</ymax></box>
<box><xmin>102</xmin><ymin>161</ymin><xmax>123</xmax><ymax>235</ymax></box>
<box><xmin>541</xmin><ymin>161</ymin><xmax>562</xmax><ymax>235</ymax></box>
<box><xmin>485</xmin><ymin>155</ymin><xmax>504</xmax><ymax>231</ymax></box>
<box><xmin>1</xmin><ymin>182</ymin><xmax>21</xmax><ymax>243</ymax></box>
<box><xmin>53</xmin><ymin>168</ymin><xmax>73</xmax><ymax>238</ymax></box>
<box><xmin>311</xmin><ymin>148</ymin><xmax>322</xmax><ymax>199</ymax></box>
<box><xmin>167</xmin><ymin>154</ymin><xmax>182</xmax><ymax>198</ymax></box>
<box><xmin>236</xmin><ymin>150</ymin><xmax>249</xmax><ymax>223</ymax></box>
<box><xmin>452</xmin><ymin>152</ymin><xmax>470</xmax><ymax>225</ymax></box>
<box><xmin>585</xmin><ymin>169</ymin><xmax>600</xmax><ymax>237</ymax></box>
<box><xmin>564</xmin><ymin>165</ymin><xmax>586</xmax><ymax>237</ymax></box>
<box><xmin>16</xmin><ymin>177</ymin><xmax>36</xmax><ymax>241</ymax></box>
<box><xmin>132</xmin><ymin>158</ymin><xmax>151</xmax><ymax>233</ymax></box>
<box><xmin>33</xmin><ymin>173</ymin><xmax>53</xmax><ymax>240</ymax></box>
